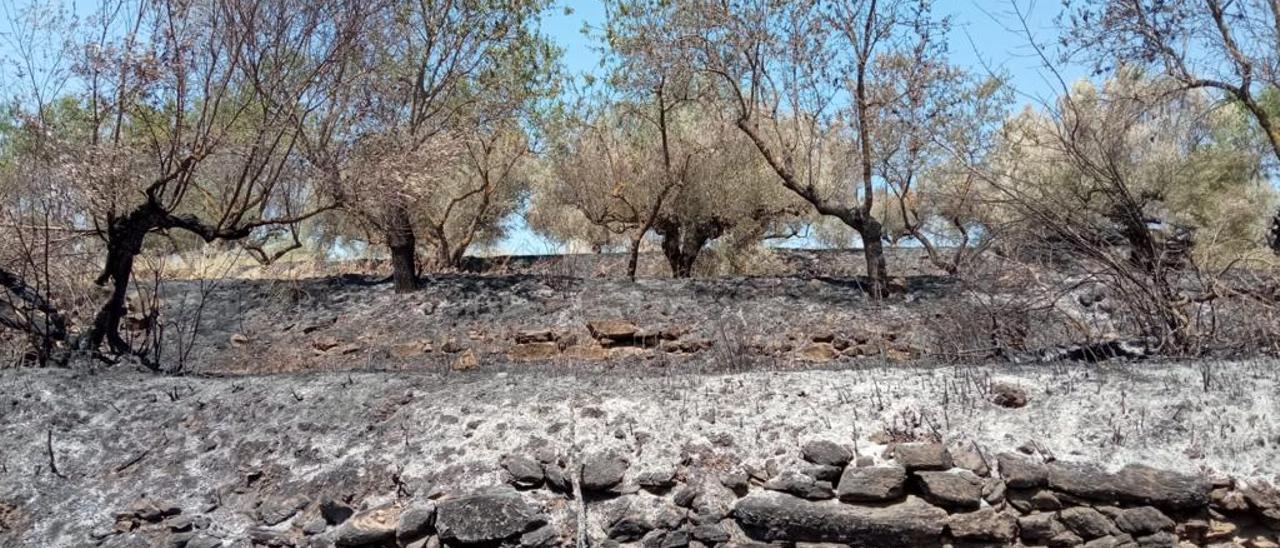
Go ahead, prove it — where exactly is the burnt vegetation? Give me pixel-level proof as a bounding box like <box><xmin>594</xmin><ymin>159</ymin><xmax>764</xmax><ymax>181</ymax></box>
<box><xmin>2</xmin><ymin>0</ymin><xmax>1280</xmax><ymax>371</ymax></box>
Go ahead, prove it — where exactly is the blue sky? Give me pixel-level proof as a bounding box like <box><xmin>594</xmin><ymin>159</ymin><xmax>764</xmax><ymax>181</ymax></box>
<box><xmin>495</xmin><ymin>0</ymin><xmax>1086</xmax><ymax>254</ymax></box>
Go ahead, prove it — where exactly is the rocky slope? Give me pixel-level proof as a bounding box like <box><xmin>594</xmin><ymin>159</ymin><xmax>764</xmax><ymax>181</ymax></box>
<box><xmin>134</xmin><ymin>263</ymin><xmax>1115</xmax><ymax>377</ymax></box>
<box><xmin>1</xmin><ymin>358</ymin><xmax>1279</xmax><ymax>547</ymax></box>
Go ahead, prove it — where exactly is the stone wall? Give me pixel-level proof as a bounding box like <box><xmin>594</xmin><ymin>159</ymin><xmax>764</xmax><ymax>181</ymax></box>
<box><xmin>98</xmin><ymin>441</ymin><xmax>1280</xmax><ymax>548</ymax></box>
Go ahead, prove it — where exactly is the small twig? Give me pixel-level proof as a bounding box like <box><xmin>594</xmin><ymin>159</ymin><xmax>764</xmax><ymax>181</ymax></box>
<box><xmin>573</xmin><ymin>463</ymin><xmax>587</xmax><ymax>548</ymax></box>
<box><xmin>46</xmin><ymin>428</ymin><xmax>67</xmax><ymax>479</ymax></box>
<box><xmin>114</xmin><ymin>449</ymin><xmax>151</xmax><ymax>474</ymax></box>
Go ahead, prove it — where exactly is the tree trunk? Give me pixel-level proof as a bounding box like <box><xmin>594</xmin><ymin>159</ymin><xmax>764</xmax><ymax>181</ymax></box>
<box><xmin>659</xmin><ymin>225</ymin><xmax>693</xmax><ymax>278</ymax></box>
<box><xmin>435</xmin><ymin>244</ymin><xmax>454</xmax><ymax>272</ymax></box>
<box><xmin>626</xmin><ymin>232</ymin><xmax>644</xmax><ymax>281</ymax></box>
<box><xmin>386</xmin><ymin>206</ymin><xmax>418</xmax><ymax>293</ymax></box>
<box><xmin>658</xmin><ymin>219</ymin><xmax>724</xmax><ymax>278</ymax></box>
<box><xmin>860</xmin><ymin>219</ymin><xmax>889</xmax><ymax>300</ymax></box>
<box><xmin>82</xmin><ymin>208</ymin><xmax>155</xmax><ymax>354</ymax></box>
<box><xmin>0</xmin><ymin>267</ymin><xmax>67</xmax><ymax>365</ymax></box>
<box><xmin>1270</xmin><ymin>209</ymin><xmax>1280</xmax><ymax>255</ymax></box>
<box><xmin>662</xmin><ymin>243</ymin><xmax>698</xmax><ymax>278</ymax></box>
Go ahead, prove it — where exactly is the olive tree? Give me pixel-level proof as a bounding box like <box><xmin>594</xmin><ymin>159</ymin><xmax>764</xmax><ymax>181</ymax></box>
<box><xmin>57</xmin><ymin>0</ymin><xmax>369</xmax><ymax>356</ymax></box>
<box><xmin>533</xmin><ymin>102</ymin><xmax>802</xmax><ymax>278</ymax></box>
<box><xmin>983</xmin><ymin>71</ymin><xmax>1273</xmax><ymax>349</ymax></box>
<box><xmin>307</xmin><ymin>0</ymin><xmax>556</xmax><ymax>291</ymax></box>
<box><xmin>607</xmin><ymin>0</ymin><xmax>986</xmax><ymax>295</ymax></box>
<box><xmin>1063</xmin><ymin>0</ymin><xmax>1280</xmax><ymax>255</ymax></box>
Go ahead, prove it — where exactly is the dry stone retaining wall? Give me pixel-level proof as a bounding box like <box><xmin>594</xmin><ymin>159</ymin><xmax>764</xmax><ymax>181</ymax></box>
<box><xmin>96</xmin><ymin>441</ymin><xmax>1280</xmax><ymax>548</ymax></box>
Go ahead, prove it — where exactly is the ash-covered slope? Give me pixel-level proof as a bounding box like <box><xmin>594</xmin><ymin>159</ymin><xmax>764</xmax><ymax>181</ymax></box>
<box><xmin>1</xmin><ymin>359</ymin><xmax>1278</xmax><ymax>546</ymax></box>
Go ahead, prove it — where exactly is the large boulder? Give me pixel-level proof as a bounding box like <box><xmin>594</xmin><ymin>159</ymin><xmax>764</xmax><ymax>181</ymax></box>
<box><xmin>836</xmin><ymin>465</ymin><xmax>906</xmax><ymax>502</ymax></box>
<box><xmin>435</xmin><ymin>486</ymin><xmax>543</xmax><ymax>545</ymax></box>
<box><xmin>732</xmin><ymin>492</ymin><xmax>947</xmax><ymax>546</ymax></box>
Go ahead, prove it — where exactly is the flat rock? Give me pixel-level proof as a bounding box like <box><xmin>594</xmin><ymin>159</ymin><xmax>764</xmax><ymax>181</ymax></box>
<box><xmin>514</xmin><ymin>329</ymin><xmax>556</xmax><ymax>344</ymax></box>
<box><xmin>893</xmin><ymin>443</ymin><xmax>951</xmax><ymax>471</ymax></box>
<box><xmin>435</xmin><ymin>486</ymin><xmax>542</xmax><ymax>545</ymax></box>
<box><xmin>691</xmin><ymin>524</ymin><xmax>730</xmax><ymax>544</ymax></box>
<box><xmin>396</xmin><ymin>502</ymin><xmax>437</xmax><ymax>542</ymax></box>
<box><xmin>334</xmin><ymin>504</ymin><xmax>400</xmax><ymax>546</ymax></box>
<box><xmin>257</xmin><ymin>495</ymin><xmax>308</xmax><ymax>526</ymax></box>
<box><xmin>1019</xmin><ymin>512</ymin><xmax>1067</xmax><ymax>544</ymax></box>
<box><xmin>520</xmin><ymin>524</ymin><xmax>560</xmax><ymax>547</ymax></box>
<box><xmin>185</xmin><ymin>536</ymin><xmax>223</xmax><ymax>548</ymax></box>
<box><xmin>1060</xmin><ymin>506</ymin><xmax>1120</xmax><ymax>540</ymax></box>
<box><xmin>732</xmin><ymin>492</ymin><xmax>947</xmax><ymax>546</ymax></box>
<box><xmin>1083</xmin><ymin>534</ymin><xmax>1136</xmax><ymax>548</ymax></box>
<box><xmin>451</xmin><ymin>349</ymin><xmax>478</xmax><ymax>371</ymax></box>
<box><xmin>502</xmin><ymin>455</ymin><xmax>545</xmax><ymax>488</ymax></box>
<box><xmin>637</xmin><ymin>469</ymin><xmax>678</xmax><ymax>491</ymax></box>
<box><xmin>582</xmin><ymin>451</ymin><xmax>629</xmax><ymax>492</ymax></box>
<box><xmin>947</xmin><ymin>507</ymin><xmax>1018</xmax><ymax>543</ymax></box>
<box><xmin>1047</xmin><ymin>462</ymin><xmax>1209</xmax><ymax>510</ymax></box>
<box><xmin>1114</xmin><ymin>506</ymin><xmax>1174</xmax><ymax>536</ymax></box>
<box><xmin>1135</xmin><ymin>531</ymin><xmax>1178</xmax><ymax>547</ymax></box>
<box><xmin>1047</xmin><ymin>461</ymin><xmax>1117</xmax><ymax>501</ymax></box>
<box><xmin>587</xmin><ymin>320</ymin><xmax>639</xmax><ymax>340</ymax></box>
<box><xmin>1111</xmin><ymin>464</ymin><xmax>1209</xmax><ymax>510</ymax></box>
<box><xmin>509</xmin><ymin>342</ymin><xmax>559</xmax><ymax>360</ymax></box>
<box><xmin>763</xmin><ymin>471</ymin><xmax>834</xmax><ymax>500</ymax></box>
<box><xmin>915</xmin><ymin>471</ymin><xmax>982</xmax><ymax>510</ymax></box>
<box><xmin>836</xmin><ymin>465</ymin><xmax>906</xmax><ymax>502</ymax></box>
<box><xmin>801</xmin><ymin>439</ymin><xmax>853</xmax><ymax>467</ymax></box>
<box><xmin>997</xmin><ymin>452</ymin><xmax>1046</xmax><ymax>488</ymax></box>
<box><xmin>607</xmin><ymin>495</ymin><xmax>685</xmax><ymax>541</ymax></box>
<box><xmin>797</xmin><ymin>343</ymin><xmax>839</xmax><ymax>362</ymax></box>
<box><xmin>803</xmin><ymin>464</ymin><xmax>842</xmax><ymax>483</ymax></box>
<box><xmin>690</xmin><ymin>478</ymin><xmax>737</xmax><ymax>524</ymax></box>
<box><xmin>950</xmin><ymin>443</ymin><xmax>990</xmax><ymax>476</ymax></box>
<box><xmin>121</xmin><ymin>498</ymin><xmax>181</xmax><ymax>522</ymax></box>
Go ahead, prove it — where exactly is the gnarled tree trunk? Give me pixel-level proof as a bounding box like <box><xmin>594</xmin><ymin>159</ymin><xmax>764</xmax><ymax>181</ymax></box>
<box><xmin>656</xmin><ymin>218</ymin><xmax>727</xmax><ymax>278</ymax></box>
<box><xmin>81</xmin><ymin>205</ymin><xmax>160</xmax><ymax>355</ymax></box>
<box><xmin>860</xmin><ymin>218</ymin><xmax>889</xmax><ymax>299</ymax></box>
<box><xmin>385</xmin><ymin>205</ymin><xmax>419</xmax><ymax>293</ymax></box>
